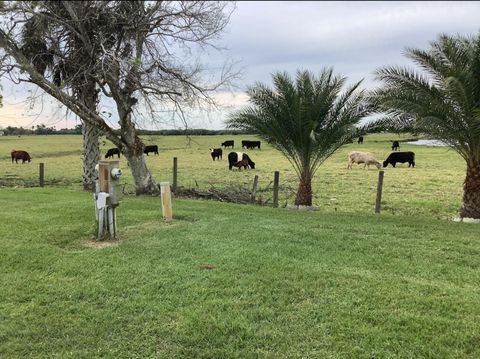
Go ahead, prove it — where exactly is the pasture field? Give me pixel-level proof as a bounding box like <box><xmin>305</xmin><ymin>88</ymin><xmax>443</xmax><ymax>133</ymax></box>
<box><xmin>0</xmin><ymin>133</ymin><xmax>465</xmax><ymax>219</ymax></box>
<box><xmin>1</xmin><ymin>188</ymin><xmax>479</xmax><ymax>358</ymax></box>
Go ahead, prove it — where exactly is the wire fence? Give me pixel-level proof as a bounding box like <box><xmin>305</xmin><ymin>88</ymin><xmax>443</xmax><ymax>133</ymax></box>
<box><xmin>3</xmin><ymin>157</ymin><xmax>455</xmax><ymax>218</ymax></box>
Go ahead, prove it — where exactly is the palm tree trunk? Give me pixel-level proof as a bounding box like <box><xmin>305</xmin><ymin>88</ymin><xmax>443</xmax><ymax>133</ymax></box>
<box><xmin>79</xmin><ymin>79</ymin><xmax>100</xmax><ymax>192</ymax></box>
<box><xmin>82</xmin><ymin>120</ymin><xmax>99</xmax><ymax>192</ymax></box>
<box><xmin>295</xmin><ymin>172</ymin><xmax>313</xmax><ymax>206</ymax></box>
<box><xmin>460</xmin><ymin>157</ymin><xmax>480</xmax><ymax>219</ymax></box>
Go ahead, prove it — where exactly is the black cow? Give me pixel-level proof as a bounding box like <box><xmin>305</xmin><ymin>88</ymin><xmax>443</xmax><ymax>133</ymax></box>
<box><xmin>383</xmin><ymin>151</ymin><xmax>415</xmax><ymax>168</ymax></box>
<box><xmin>357</xmin><ymin>136</ymin><xmax>364</xmax><ymax>144</ymax></box>
<box><xmin>241</xmin><ymin>140</ymin><xmax>261</xmax><ymax>149</ymax></box>
<box><xmin>221</xmin><ymin>140</ymin><xmax>234</xmax><ymax>148</ymax></box>
<box><xmin>105</xmin><ymin>147</ymin><xmax>121</xmax><ymax>159</ymax></box>
<box><xmin>392</xmin><ymin>141</ymin><xmax>400</xmax><ymax>151</ymax></box>
<box><xmin>228</xmin><ymin>152</ymin><xmax>255</xmax><ymax>170</ymax></box>
<box><xmin>143</xmin><ymin>145</ymin><xmax>159</xmax><ymax>156</ymax></box>
<box><xmin>210</xmin><ymin>148</ymin><xmax>222</xmax><ymax>161</ymax></box>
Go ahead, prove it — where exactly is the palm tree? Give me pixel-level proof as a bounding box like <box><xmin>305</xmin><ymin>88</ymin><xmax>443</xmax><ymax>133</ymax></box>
<box><xmin>228</xmin><ymin>69</ymin><xmax>371</xmax><ymax>206</ymax></box>
<box><xmin>371</xmin><ymin>33</ymin><xmax>480</xmax><ymax>219</ymax></box>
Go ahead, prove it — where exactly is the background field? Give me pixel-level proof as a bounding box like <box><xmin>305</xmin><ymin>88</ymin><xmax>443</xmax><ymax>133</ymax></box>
<box><xmin>0</xmin><ymin>133</ymin><xmax>465</xmax><ymax>219</ymax></box>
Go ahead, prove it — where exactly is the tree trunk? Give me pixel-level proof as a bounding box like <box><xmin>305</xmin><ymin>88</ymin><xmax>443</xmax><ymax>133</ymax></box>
<box><xmin>126</xmin><ymin>153</ymin><xmax>159</xmax><ymax>195</ymax></box>
<box><xmin>460</xmin><ymin>157</ymin><xmax>480</xmax><ymax>219</ymax></box>
<box><xmin>81</xmin><ymin>120</ymin><xmax>99</xmax><ymax>192</ymax></box>
<box><xmin>77</xmin><ymin>78</ymin><xmax>100</xmax><ymax>192</ymax></box>
<box><xmin>295</xmin><ymin>172</ymin><xmax>313</xmax><ymax>206</ymax></box>
<box><xmin>117</xmin><ymin>111</ymin><xmax>159</xmax><ymax>195</ymax></box>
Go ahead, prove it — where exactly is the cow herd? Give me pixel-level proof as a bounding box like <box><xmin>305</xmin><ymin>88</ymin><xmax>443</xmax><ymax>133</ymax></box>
<box><xmin>220</xmin><ymin>140</ymin><xmax>262</xmax><ymax>150</ymax></box>
<box><xmin>211</xmin><ymin>139</ymin><xmax>262</xmax><ymax>170</ymax></box>
<box><xmin>105</xmin><ymin>145</ymin><xmax>159</xmax><ymax>159</ymax></box>
<box><xmin>9</xmin><ymin>139</ymin><xmax>415</xmax><ymax>171</ymax></box>
<box><xmin>347</xmin><ymin>140</ymin><xmax>415</xmax><ymax>170</ymax></box>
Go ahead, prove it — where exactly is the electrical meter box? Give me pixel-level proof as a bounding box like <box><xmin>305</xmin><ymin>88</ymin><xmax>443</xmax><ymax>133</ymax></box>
<box><xmin>98</xmin><ymin>160</ymin><xmax>122</xmax><ymax>205</ymax></box>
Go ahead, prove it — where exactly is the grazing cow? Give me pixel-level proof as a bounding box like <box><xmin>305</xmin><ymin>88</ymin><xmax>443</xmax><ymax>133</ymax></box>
<box><xmin>143</xmin><ymin>145</ymin><xmax>159</xmax><ymax>156</ymax></box>
<box><xmin>383</xmin><ymin>151</ymin><xmax>415</xmax><ymax>168</ymax></box>
<box><xmin>347</xmin><ymin>151</ymin><xmax>381</xmax><ymax>170</ymax></box>
<box><xmin>105</xmin><ymin>147</ymin><xmax>121</xmax><ymax>159</ymax></box>
<box><xmin>210</xmin><ymin>148</ymin><xmax>223</xmax><ymax>161</ymax></box>
<box><xmin>11</xmin><ymin>150</ymin><xmax>32</xmax><ymax>164</ymax></box>
<box><xmin>221</xmin><ymin>140</ymin><xmax>234</xmax><ymax>148</ymax></box>
<box><xmin>228</xmin><ymin>152</ymin><xmax>255</xmax><ymax>170</ymax></box>
<box><xmin>357</xmin><ymin>136</ymin><xmax>364</xmax><ymax>144</ymax></box>
<box><xmin>241</xmin><ymin>140</ymin><xmax>261</xmax><ymax>149</ymax></box>
<box><xmin>392</xmin><ymin>141</ymin><xmax>400</xmax><ymax>151</ymax></box>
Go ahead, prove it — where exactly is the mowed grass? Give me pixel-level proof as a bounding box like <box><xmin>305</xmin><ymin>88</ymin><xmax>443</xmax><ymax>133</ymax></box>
<box><xmin>0</xmin><ymin>133</ymin><xmax>465</xmax><ymax>219</ymax></box>
<box><xmin>0</xmin><ymin>188</ymin><xmax>479</xmax><ymax>358</ymax></box>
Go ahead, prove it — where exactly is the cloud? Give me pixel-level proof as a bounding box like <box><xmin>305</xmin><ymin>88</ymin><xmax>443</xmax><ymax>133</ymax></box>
<box><xmin>2</xmin><ymin>1</ymin><xmax>479</xmax><ymax>129</ymax></box>
<box><xmin>219</xmin><ymin>1</ymin><xmax>480</xmax><ymax>88</ymax></box>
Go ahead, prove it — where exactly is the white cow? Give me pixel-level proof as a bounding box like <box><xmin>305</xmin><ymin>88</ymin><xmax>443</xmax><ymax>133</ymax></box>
<box><xmin>347</xmin><ymin>151</ymin><xmax>381</xmax><ymax>170</ymax></box>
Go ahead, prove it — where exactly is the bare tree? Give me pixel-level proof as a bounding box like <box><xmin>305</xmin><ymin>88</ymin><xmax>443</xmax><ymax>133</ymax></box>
<box><xmin>17</xmin><ymin>4</ymin><xmax>102</xmax><ymax>191</ymax></box>
<box><xmin>0</xmin><ymin>1</ymin><xmax>237</xmax><ymax>194</ymax></box>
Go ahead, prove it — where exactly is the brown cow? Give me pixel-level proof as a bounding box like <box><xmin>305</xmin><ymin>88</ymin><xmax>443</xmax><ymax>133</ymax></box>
<box><xmin>11</xmin><ymin>150</ymin><xmax>32</xmax><ymax>164</ymax></box>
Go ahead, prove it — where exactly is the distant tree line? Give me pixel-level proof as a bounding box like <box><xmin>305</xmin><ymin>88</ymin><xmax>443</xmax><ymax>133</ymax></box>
<box><xmin>136</xmin><ymin>129</ymin><xmax>255</xmax><ymax>136</ymax></box>
<box><xmin>1</xmin><ymin>124</ymin><xmax>82</xmax><ymax>136</ymax></box>
<box><xmin>1</xmin><ymin>124</ymin><xmax>254</xmax><ymax>136</ymax></box>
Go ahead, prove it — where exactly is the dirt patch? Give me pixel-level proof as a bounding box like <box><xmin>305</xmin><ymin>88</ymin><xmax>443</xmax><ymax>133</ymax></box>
<box><xmin>81</xmin><ymin>239</ymin><xmax>119</xmax><ymax>249</ymax></box>
<box><xmin>199</xmin><ymin>263</ymin><xmax>216</xmax><ymax>270</ymax></box>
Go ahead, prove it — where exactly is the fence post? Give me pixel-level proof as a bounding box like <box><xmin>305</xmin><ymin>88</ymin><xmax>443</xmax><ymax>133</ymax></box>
<box><xmin>375</xmin><ymin>170</ymin><xmax>385</xmax><ymax>214</ymax></box>
<box><xmin>39</xmin><ymin>163</ymin><xmax>44</xmax><ymax>187</ymax></box>
<box><xmin>160</xmin><ymin>182</ymin><xmax>173</xmax><ymax>221</ymax></box>
<box><xmin>273</xmin><ymin>171</ymin><xmax>280</xmax><ymax>208</ymax></box>
<box><xmin>251</xmin><ymin>175</ymin><xmax>259</xmax><ymax>203</ymax></box>
<box><xmin>173</xmin><ymin>157</ymin><xmax>178</xmax><ymax>192</ymax></box>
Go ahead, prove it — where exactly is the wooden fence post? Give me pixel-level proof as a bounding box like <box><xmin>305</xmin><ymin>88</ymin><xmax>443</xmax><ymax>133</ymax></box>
<box><xmin>375</xmin><ymin>170</ymin><xmax>385</xmax><ymax>214</ymax></box>
<box><xmin>160</xmin><ymin>182</ymin><xmax>173</xmax><ymax>221</ymax></box>
<box><xmin>173</xmin><ymin>157</ymin><xmax>178</xmax><ymax>192</ymax></box>
<box><xmin>251</xmin><ymin>175</ymin><xmax>259</xmax><ymax>203</ymax></box>
<box><xmin>273</xmin><ymin>171</ymin><xmax>280</xmax><ymax>208</ymax></box>
<box><xmin>39</xmin><ymin>163</ymin><xmax>44</xmax><ymax>187</ymax></box>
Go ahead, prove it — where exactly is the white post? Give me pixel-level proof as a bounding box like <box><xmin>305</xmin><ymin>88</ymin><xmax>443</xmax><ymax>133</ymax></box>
<box><xmin>93</xmin><ymin>193</ymin><xmax>99</xmax><ymax>222</ymax></box>
<box><xmin>98</xmin><ymin>208</ymin><xmax>105</xmax><ymax>240</ymax></box>
<box><xmin>160</xmin><ymin>182</ymin><xmax>173</xmax><ymax>221</ymax></box>
<box><xmin>113</xmin><ymin>207</ymin><xmax>117</xmax><ymax>236</ymax></box>
<box><xmin>108</xmin><ymin>207</ymin><xmax>115</xmax><ymax>239</ymax></box>
<box><xmin>96</xmin><ymin>192</ymin><xmax>109</xmax><ymax>240</ymax></box>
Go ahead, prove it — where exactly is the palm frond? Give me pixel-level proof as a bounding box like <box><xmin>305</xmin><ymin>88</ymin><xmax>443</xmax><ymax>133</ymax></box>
<box><xmin>372</xmin><ymin>33</ymin><xmax>480</xmax><ymax>159</ymax></box>
<box><xmin>228</xmin><ymin>68</ymin><xmax>371</xmax><ymax>181</ymax></box>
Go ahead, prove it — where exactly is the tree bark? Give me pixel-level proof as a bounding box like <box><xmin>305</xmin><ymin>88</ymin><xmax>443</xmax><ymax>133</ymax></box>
<box><xmin>126</xmin><ymin>152</ymin><xmax>159</xmax><ymax>195</ymax></box>
<box><xmin>460</xmin><ymin>157</ymin><xmax>480</xmax><ymax>219</ymax></box>
<box><xmin>295</xmin><ymin>172</ymin><xmax>313</xmax><ymax>206</ymax></box>
<box><xmin>81</xmin><ymin>121</ymin><xmax>99</xmax><ymax>191</ymax></box>
<box><xmin>117</xmin><ymin>110</ymin><xmax>159</xmax><ymax>195</ymax></box>
<box><xmin>78</xmin><ymin>78</ymin><xmax>100</xmax><ymax>192</ymax></box>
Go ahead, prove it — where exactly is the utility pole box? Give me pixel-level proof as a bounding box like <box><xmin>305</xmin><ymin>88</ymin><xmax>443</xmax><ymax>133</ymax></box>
<box><xmin>95</xmin><ymin>160</ymin><xmax>123</xmax><ymax>240</ymax></box>
<box><xmin>98</xmin><ymin>160</ymin><xmax>122</xmax><ymax>206</ymax></box>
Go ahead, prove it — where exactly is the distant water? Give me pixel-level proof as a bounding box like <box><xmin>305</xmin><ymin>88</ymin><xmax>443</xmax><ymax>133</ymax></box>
<box><xmin>406</xmin><ymin>139</ymin><xmax>448</xmax><ymax>147</ymax></box>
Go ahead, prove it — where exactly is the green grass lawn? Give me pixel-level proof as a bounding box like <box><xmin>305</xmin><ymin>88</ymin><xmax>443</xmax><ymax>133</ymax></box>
<box><xmin>0</xmin><ymin>133</ymin><xmax>466</xmax><ymax>219</ymax></box>
<box><xmin>1</xmin><ymin>188</ymin><xmax>479</xmax><ymax>358</ymax></box>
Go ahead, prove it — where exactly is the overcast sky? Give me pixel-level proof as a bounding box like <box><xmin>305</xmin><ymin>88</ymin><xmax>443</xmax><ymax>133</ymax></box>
<box><xmin>1</xmin><ymin>1</ymin><xmax>479</xmax><ymax>130</ymax></box>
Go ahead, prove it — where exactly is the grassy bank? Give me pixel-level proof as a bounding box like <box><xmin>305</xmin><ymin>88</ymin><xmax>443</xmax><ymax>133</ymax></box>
<box><xmin>1</xmin><ymin>188</ymin><xmax>479</xmax><ymax>358</ymax></box>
